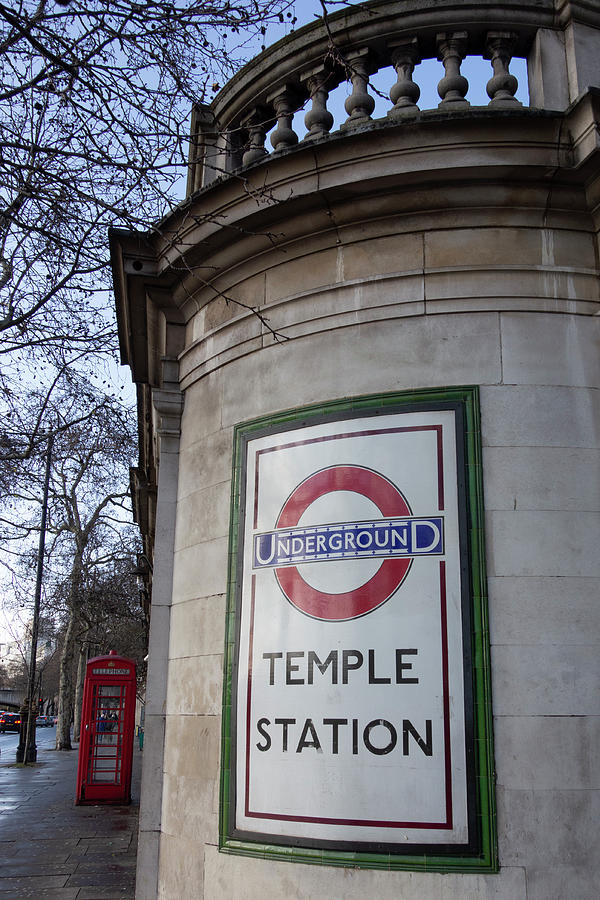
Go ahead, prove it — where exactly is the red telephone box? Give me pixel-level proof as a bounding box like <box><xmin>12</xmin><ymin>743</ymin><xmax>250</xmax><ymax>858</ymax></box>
<box><xmin>76</xmin><ymin>652</ymin><xmax>137</xmax><ymax>804</ymax></box>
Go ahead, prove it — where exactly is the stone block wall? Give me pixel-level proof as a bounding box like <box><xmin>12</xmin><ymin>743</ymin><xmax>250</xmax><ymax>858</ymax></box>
<box><xmin>155</xmin><ymin>192</ymin><xmax>599</xmax><ymax>897</ymax></box>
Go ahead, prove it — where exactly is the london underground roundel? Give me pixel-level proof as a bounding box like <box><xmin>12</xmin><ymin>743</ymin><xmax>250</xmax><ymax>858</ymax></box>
<box><xmin>273</xmin><ymin>465</ymin><xmax>413</xmax><ymax>621</ymax></box>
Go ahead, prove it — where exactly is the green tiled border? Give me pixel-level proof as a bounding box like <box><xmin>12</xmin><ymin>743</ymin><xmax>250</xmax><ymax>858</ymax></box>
<box><xmin>219</xmin><ymin>386</ymin><xmax>497</xmax><ymax>874</ymax></box>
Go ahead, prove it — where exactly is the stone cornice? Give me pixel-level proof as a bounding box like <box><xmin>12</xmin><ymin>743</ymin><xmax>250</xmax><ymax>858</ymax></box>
<box><xmin>555</xmin><ymin>1</ymin><xmax>600</xmax><ymax>28</ymax></box>
<box><xmin>159</xmin><ymin>106</ymin><xmax>597</xmax><ymax>305</ymax></box>
<box><xmin>109</xmin><ymin>228</ymin><xmax>184</xmax><ymax>388</ymax></box>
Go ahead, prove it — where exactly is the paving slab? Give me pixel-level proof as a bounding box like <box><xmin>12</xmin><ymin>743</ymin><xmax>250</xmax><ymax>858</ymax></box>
<box><xmin>0</xmin><ymin>743</ymin><xmax>140</xmax><ymax>899</ymax></box>
<box><xmin>0</xmin><ymin>875</ymin><xmax>70</xmax><ymax>893</ymax></box>
<box><xmin>0</xmin><ymin>861</ymin><xmax>80</xmax><ymax>877</ymax></box>
<box><xmin>73</xmin><ymin>860</ymin><xmax>137</xmax><ymax>874</ymax></box>
<box><xmin>0</xmin><ymin>891</ymin><xmax>81</xmax><ymax>900</ymax></box>
<box><xmin>77</xmin><ymin>889</ymin><xmax>136</xmax><ymax>899</ymax></box>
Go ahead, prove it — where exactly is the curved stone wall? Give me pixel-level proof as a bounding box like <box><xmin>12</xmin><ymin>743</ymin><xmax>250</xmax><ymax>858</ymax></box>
<box><xmin>161</xmin><ymin>118</ymin><xmax>599</xmax><ymax>898</ymax></box>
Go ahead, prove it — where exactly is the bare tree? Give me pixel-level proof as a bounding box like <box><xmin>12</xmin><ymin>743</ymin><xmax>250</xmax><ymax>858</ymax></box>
<box><xmin>0</xmin><ymin>375</ymin><xmax>138</xmax><ymax>748</ymax></box>
<box><xmin>0</xmin><ymin>0</ymin><xmax>296</xmax><ymax>488</ymax></box>
<box><xmin>0</xmin><ymin>0</ymin><xmax>293</xmax><ymax>349</ymax></box>
<box><xmin>71</xmin><ymin>555</ymin><xmax>147</xmax><ymax>740</ymax></box>
<box><xmin>0</xmin><ymin>4</ymin><xmax>345</xmax><ymax>744</ymax></box>
<box><xmin>0</xmin><ymin>613</ymin><xmax>59</xmax><ymax>703</ymax></box>
<box><xmin>47</xmin><ymin>406</ymin><xmax>136</xmax><ymax>749</ymax></box>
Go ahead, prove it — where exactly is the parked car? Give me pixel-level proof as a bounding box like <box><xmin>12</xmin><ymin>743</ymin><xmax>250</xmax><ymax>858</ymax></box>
<box><xmin>0</xmin><ymin>712</ymin><xmax>21</xmax><ymax>732</ymax></box>
<box><xmin>36</xmin><ymin>715</ymin><xmax>52</xmax><ymax>727</ymax></box>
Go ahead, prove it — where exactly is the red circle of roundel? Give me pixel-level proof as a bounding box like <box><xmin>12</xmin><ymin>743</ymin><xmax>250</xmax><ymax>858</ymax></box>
<box><xmin>275</xmin><ymin>465</ymin><xmax>412</xmax><ymax>621</ymax></box>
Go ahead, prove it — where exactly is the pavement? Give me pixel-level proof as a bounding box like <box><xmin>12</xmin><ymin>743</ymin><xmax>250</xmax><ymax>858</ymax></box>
<box><xmin>0</xmin><ymin>739</ymin><xmax>141</xmax><ymax>899</ymax></box>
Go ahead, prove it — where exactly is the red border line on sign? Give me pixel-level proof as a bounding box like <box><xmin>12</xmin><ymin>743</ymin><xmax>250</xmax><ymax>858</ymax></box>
<box><xmin>440</xmin><ymin>560</ymin><xmax>453</xmax><ymax>828</ymax></box>
<box><xmin>436</xmin><ymin>425</ymin><xmax>445</xmax><ymax>511</ymax></box>
<box><xmin>244</xmin><ymin>576</ymin><xmax>257</xmax><ymax>819</ymax></box>
<box><xmin>243</xmin><ymin>564</ymin><xmax>453</xmax><ymax>831</ymax></box>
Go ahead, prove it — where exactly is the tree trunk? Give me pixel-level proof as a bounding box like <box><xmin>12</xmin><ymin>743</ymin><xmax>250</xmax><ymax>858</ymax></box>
<box><xmin>56</xmin><ymin>546</ymin><xmax>86</xmax><ymax>750</ymax></box>
<box><xmin>55</xmin><ymin>611</ymin><xmax>77</xmax><ymax>750</ymax></box>
<box><xmin>72</xmin><ymin>635</ymin><xmax>88</xmax><ymax>742</ymax></box>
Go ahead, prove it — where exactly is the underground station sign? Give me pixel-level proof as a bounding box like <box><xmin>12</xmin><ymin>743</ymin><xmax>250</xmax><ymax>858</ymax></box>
<box><xmin>222</xmin><ymin>394</ymin><xmax>494</xmax><ymax>870</ymax></box>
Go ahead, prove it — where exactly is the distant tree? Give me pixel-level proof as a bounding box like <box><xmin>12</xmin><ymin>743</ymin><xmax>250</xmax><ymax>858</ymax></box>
<box><xmin>47</xmin><ymin>406</ymin><xmax>137</xmax><ymax>750</ymax></box>
<box><xmin>70</xmin><ymin>555</ymin><xmax>147</xmax><ymax>740</ymax></box>
<box><xmin>0</xmin><ymin>375</ymin><xmax>138</xmax><ymax>748</ymax></box>
<box><xmin>0</xmin><ymin>372</ymin><xmax>126</xmax><ymax>556</ymax></box>
<box><xmin>36</xmin><ymin>628</ymin><xmax>63</xmax><ymax>714</ymax></box>
<box><xmin>0</xmin><ymin>613</ymin><xmax>59</xmax><ymax>704</ymax></box>
<box><xmin>0</xmin><ymin>654</ymin><xmax>28</xmax><ymax>692</ymax></box>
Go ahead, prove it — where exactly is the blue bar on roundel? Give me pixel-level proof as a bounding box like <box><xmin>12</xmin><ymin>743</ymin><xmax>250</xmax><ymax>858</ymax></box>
<box><xmin>253</xmin><ymin>517</ymin><xmax>444</xmax><ymax>569</ymax></box>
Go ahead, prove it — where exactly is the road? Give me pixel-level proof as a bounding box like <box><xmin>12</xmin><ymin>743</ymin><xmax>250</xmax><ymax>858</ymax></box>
<box><xmin>0</xmin><ymin>723</ymin><xmax>58</xmax><ymax>761</ymax></box>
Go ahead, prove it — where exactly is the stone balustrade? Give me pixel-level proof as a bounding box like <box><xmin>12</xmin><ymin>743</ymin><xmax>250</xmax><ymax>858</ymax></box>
<box><xmin>187</xmin><ymin>0</ymin><xmax>600</xmax><ymax>194</ymax></box>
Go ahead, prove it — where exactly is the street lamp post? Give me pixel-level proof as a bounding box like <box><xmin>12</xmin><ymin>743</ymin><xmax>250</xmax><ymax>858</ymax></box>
<box><xmin>16</xmin><ymin>432</ymin><xmax>53</xmax><ymax>764</ymax></box>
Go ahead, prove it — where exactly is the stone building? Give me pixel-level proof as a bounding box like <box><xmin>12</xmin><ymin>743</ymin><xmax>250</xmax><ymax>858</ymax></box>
<box><xmin>111</xmin><ymin>1</ymin><xmax>599</xmax><ymax>898</ymax></box>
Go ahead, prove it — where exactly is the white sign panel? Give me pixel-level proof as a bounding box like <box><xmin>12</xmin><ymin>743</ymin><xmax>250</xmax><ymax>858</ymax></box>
<box><xmin>232</xmin><ymin>408</ymin><xmax>472</xmax><ymax>849</ymax></box>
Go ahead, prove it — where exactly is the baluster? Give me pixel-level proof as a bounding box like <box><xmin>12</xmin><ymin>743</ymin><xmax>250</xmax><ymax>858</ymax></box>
<box><xmin>241</xmin><ymin>110</ymin><xmax>269</xmax><ymax>166</ymax></box>
<box><xmin>485</xmin><ymin>32</ymin><xmax>522</xmax><ymax>107</ymax></box>
<box><xmin>436</xmin><ymin>32</ymin><xmax>469</xmax><ymax>108</ymax></box>
<box><xmin>342</xmin><ymin>49</ymin><xmax>375</xmax><ymax>128</ymax></box>
<box><xmin>301</xmin><ymin>66</ymin><xmax>334</xmax><ymax>141</ymax></box>
<box><xmin>388</xmin><ymin>38</ymin><xmax>421</xmax><ymax>117</ymax></box>
<box><xmin>225</xmin><ymin>129</ymin><xmax>243</xmax><ymax>173</ymax></box>
<box><xmin>268</xmin><ymin>85</ymin><xmax>300</xmax><ymax>152</ymax></box>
